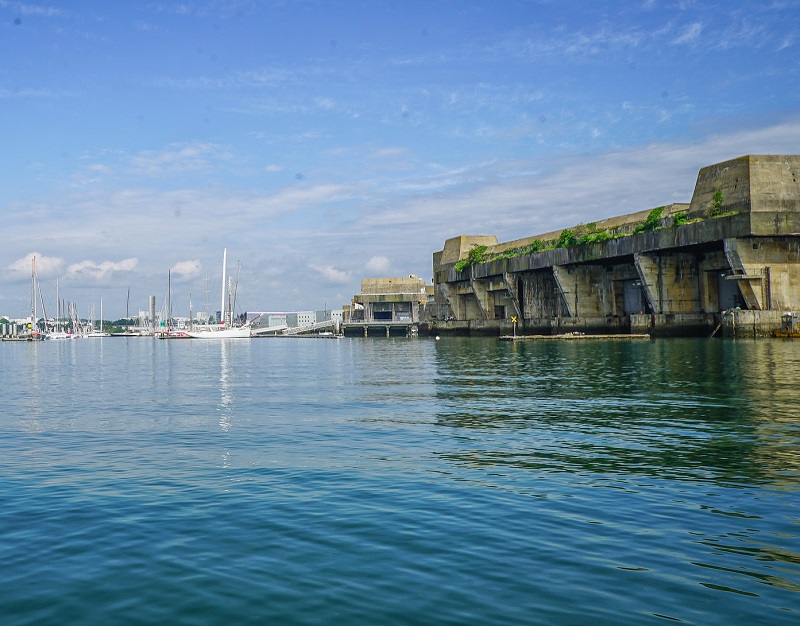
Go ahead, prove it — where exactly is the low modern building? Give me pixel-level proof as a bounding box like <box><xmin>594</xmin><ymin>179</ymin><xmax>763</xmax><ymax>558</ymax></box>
<box><xmin>424</xmin><ymin>155</ymin><xmax>800</xmax><ymax>338</ymax></box>
<box><xmin>245</xmin><ymin>310</ymin><xmax>343</xmax><ymax>334</ymax></box>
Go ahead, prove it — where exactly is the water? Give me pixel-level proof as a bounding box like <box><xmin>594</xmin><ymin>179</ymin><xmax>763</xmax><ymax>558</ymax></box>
<box><xmin>1</xmin><ymin>337</ymin><xmax>799</xmax><ymax>625</ymax></box>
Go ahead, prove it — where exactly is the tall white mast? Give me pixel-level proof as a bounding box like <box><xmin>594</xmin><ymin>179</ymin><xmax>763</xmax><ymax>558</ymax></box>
<box><xmin>31</xmin><ymin>256</ymin><xmax>36</xmax><ymax>333</ymax></box>
<box><xmin>220</xmin><ymin>248</ymin><xmax>227</xmax><ymax>325</ymax></box>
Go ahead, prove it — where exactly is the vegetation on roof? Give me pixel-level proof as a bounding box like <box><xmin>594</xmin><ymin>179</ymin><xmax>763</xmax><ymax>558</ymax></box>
<box><xmin>452</xmin><ymin>199</ymin><xmax>736</xmax><ymax>273</ymax></box>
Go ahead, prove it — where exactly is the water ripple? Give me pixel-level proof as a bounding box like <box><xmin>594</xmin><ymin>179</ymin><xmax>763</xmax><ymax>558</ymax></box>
<box><xmin>1</xmin><ymin>337</ymin><xmax>799</xmax><ymax>624</ymax></box>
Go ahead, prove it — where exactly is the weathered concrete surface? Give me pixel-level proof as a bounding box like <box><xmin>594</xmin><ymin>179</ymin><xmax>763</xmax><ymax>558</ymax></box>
<box><xmin>427</xmin><ymin>155</ymin><xmax>800</xmax><ymax>338</ymax></box>
<box><xmin>689</xmin><ymin>154</ymin><xmax>800</xmax><ymax>215</ymax></box>
<box><xmin>345</xmin><ymin>275</ymin><xmax>430</xmax><ymax>336</ymax></box>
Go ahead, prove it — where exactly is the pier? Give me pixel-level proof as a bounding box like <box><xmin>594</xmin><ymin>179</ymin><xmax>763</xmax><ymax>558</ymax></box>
<box><xmin>342</xmin><ymin>321</ymin><xmax>418</xmax><ymax>337</ymax></box>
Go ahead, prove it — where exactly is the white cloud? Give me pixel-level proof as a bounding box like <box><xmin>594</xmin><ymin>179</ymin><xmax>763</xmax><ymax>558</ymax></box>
<box><xmin>358</xmin><ymin>113</ymin><xmax>800</xmax><ymax>243</ymax></box>
<box><xmin>170</xmin><ymin>259</ymin><xmax>202</xmax><ymax>281</ymax></box>
<box><xmin>308</xmin><ymin>264</ymin><xmax>352</xmax><ymax>284</ymax></box>
<box><xmin>672</xmin><ymin>22</ymin><xmax>703</xmax><ymax>45</ymax></box>
<box><xmin>2</xmin><ymin>114</ymin><xmax>799</xmax><ymax>317</ymax></box>
<box><xmin>371</xmin><ymin>147</ymin><xmax>408</xmax><ymax>158</ymax></box>
<box><xmin>365</xmin><ymin>256</ymin><xmax>391</xmax><ymax>274</ymax></box>
<box><xmin>5</xmin><ymin>252</ymin><xmax>65</xmax><ymax>281</ymax></box>
<box><xmin>65</xmin><ymin>258</ymin><xmax>138</xmax><ymax>282</ymax></box>
<box><xmin>129</xmin><ymin>142</ymin><xmax>232</xmax><ymax>177</ymax></box>
<box><xmin>19</xmin><ymin>5</ymin><xmax>63</xmax><ymax>17</ymax></box>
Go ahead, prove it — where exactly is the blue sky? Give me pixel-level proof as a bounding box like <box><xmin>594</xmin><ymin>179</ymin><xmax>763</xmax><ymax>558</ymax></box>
<box><xmin>2</xmin><ymin>0</ymin><xmax>799</xmax><ymax>320</ymax></box>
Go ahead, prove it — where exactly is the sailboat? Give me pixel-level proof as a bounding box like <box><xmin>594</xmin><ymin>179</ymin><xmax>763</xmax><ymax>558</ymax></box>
<box><xmin>85</xmin><ymin>299</ymin><xmax>110</xmax><ymax>337</ymax></box>
<box><xmin>26</xmin><ymin>256</ymin><xmax>45</xmax><ymax>340</ymax></box>
<box><xmin>186</xmin><ymin>248</ymin><xmax>251</xmax><ymax>339</ymax></box>
<box><xmin>46</xmin><ymin>278</ymin><xmax>76</xmax><ymax>340</ymax></box>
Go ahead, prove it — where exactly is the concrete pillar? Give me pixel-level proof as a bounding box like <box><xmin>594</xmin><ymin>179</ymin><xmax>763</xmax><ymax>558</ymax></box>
<box><xmin>439</xmin><ymin>282</ymin><xmax>463</xmax><ymax>320</ymax></box>
<box><xmin>552</xmin><ymin>265</ymin><xmax>609</xmax><ymax>317</ymax></box>
<box><xmin>503</xmin><ymin>272</ymin><xmax>522</xmax><ymax>319</ymax></box>
<box><xmin>724</xmin><ymin>238</ymin><xmax>763</xmax><ymax>309</ymax></box>
<box><xmin>469</xmin><ymin>276</ymin><xmax>490</xmax><ymax>320</ymax></box>
<box><xmin>521</xmin><ymin>271</ymin><xmax>563</xmax><ymax>321</ymax></box>
<box><xmin>722</xmin><ymin>238</ymin><xmax>790</xmax><ymax>310</ymax></box>
<box><xmin>634</xmin><ymin>253</ymin><xmax>662</xmax><ymax>313</ymax></box>
<box><xmin>552</xmin><ymin>265</ymin><xmax>576</xmax><ymax>317</ymax></box>
<box><xmin>635</xmin><ymin>252</ymin><xmax>703</xmax><ymax>314</ymax></box>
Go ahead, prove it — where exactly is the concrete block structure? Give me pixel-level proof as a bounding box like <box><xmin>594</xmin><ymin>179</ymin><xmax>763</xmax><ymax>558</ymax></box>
<box><xmin>344</xmin><ymin>276</ymin><xmax>432</xmax><ymax>336</ymax></box>
<box><xmin>425</xmin><ymin>155</ymin><xmax>800</xmax><ymax>338</ymax></box>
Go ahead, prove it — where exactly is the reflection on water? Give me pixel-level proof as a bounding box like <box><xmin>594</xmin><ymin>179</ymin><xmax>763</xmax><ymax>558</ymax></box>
<box><xmin>432</xmin><ymin>338</ymin><xmax>800</xmax><ymax>488</ymax></box>
<box><xmin>430</xmin><ymin>337</ymin><xmax>800</xmax><ymax>610</ymax></box>
<box><xmin>219</xmin><ymin>340</ymin><xmax>232</xmax><ymax>432</ymax></box>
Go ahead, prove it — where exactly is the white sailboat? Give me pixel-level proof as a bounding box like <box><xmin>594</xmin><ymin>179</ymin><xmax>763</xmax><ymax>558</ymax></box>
<box><xmin>28</xmin><ymin>256</ymin><xmax>45</xmax><ymax>340</ymax></box>
<box><xmin>46</xmin><ymin>278</ymin><xmax>76</xmax><ymax>340</ymax></box>
<box><xmin>186</xmin><ymin>248</ymin><xmax>251</xmax><ymax>339</ymax></box>
<box><xmin>85</xmin><ymin>299</ymin><xmax>110</xmax><ymax>337</ymax></box>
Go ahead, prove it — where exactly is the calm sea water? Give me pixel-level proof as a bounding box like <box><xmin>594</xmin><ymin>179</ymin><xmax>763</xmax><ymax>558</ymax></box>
<box><xmin>1</xmin><ymin>336</ymin><xmax>799</xmax><ymax>625</ymax></box>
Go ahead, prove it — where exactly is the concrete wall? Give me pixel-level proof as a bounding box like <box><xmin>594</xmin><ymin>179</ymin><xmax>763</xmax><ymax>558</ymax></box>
<box><xmin>360</xmin><ymin>276</ymin><xmax>428</xmax><ymax>295</ymax></box>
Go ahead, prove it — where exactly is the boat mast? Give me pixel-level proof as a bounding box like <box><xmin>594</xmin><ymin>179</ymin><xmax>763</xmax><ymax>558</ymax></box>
<box><xmin>204</xmin><ymin>270</ymin><xmax>210</xmax><ymax>324</ymax></box>
<box><xmin>38</xmin><ymin>280</ymin><xmax>48</xmax><ymax>332</ymax></box>
<box><xmin>31</xmin><ymin>256</ymin><xmax>36</xmax><ymax>333</ymax></box>
<box><xmin>167</xmin><ymin>270</ymin><xmax>172</xmax><ymax>333</ymax></box>
<box><xmin>220</xmin><ymin>248</ymin><xmax>227</xmax><ymax>326</ymax></box>
<box><xmin>232</xmin><ymin>260</ymin><xmax>241</xmax><ymax>325</ymax></box>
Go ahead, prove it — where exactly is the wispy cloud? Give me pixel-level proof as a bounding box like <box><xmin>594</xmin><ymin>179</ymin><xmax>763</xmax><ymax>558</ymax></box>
<box><xmin>3</xmin><ymin>114</ymin><xmax>799</xmax><ymax>316</ymax></box>
<box><xmin>146</xmin><ymin>3</ymin><xmax>194</xmax><ymax>16</ymax></box>
<box><xmin>671</xmin><ymin>21</ymin><xmax>703</xmax><ymax>45</ymax></box>
<box><xmin>129</xmin><ymin>142</ymin><xmax>233</xmax><ymax>177</ymax></box>
<box><xmin>65</xmin><ymin>258</ymin><xmax>138</xmax><ymax>283</ymax></box>
<box><xmin>308</xmin><ymin>264</ymin><xmax>351</xmax><ymax>284</ymax></box>
<box><xmin>365</xmin><ymin>256</ymin><xmax>391</xmax><ymax>274</ymax></box>
<box><xmin>18</xmin><ymin>4</ymin><xmax>64</xmax><ymax>17</ymax></box>
<box><xmin>0</xmin><ymin>87</ymin><xmax>73</xmax><ymax>99</ymax></box>
<box><xmin>5</xmin><ymin>252</ymin><xmax>65</xmax><ymax>281</ymax></box>
<box><xmin>170</xmin><ymin>259</ymin><xmax>201</xmax><ymax>281</ymax></box>
<box><xmin>357</xmin><ymin>113</ymin><xmax>800</xmax><ymax>245</ymax></box>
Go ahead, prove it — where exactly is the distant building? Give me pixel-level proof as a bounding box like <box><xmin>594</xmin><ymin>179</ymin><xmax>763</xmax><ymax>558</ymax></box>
<box><xmin>316</xmin><ymin>309</ymin><xmax>343</xmax><ymax>324</ymax></box>
<box><xmin>287</xmin><ymin>311</ymin><xmax>315</xmax><ymax>328</ymax></box>
<box><xmin>244</xmin><ymin>310</ymin><xmax>342</xmax><ymax>332</ymax></box>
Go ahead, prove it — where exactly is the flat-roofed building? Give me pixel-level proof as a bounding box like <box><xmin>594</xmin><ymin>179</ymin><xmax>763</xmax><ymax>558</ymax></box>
<box><xmin>345</xmin><ymin>276</ymin><xmax>431</xmax><ymax>336</ymax></box>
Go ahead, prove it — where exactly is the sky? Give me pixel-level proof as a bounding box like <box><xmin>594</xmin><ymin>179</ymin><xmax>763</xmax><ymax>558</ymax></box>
<box><xmin>2</xmin><ymin>0</ymin><xmax>799</xmax><ymax>320</ymax></box>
